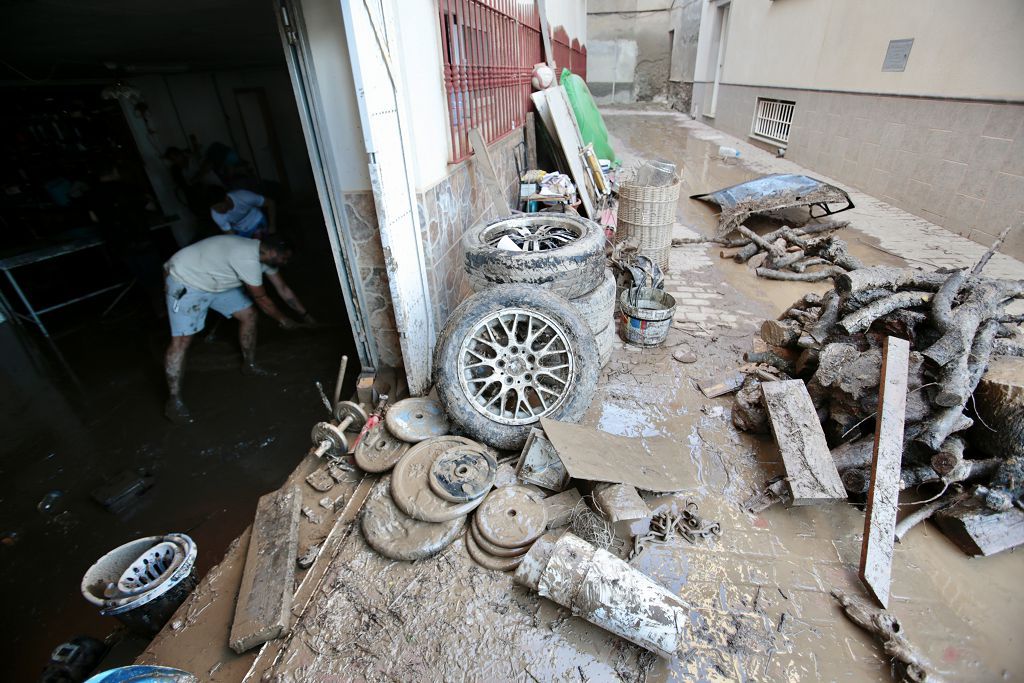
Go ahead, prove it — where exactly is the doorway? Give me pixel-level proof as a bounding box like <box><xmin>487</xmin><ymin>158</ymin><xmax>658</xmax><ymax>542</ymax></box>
<box><xmin>709</xmin><ymin>1</ymin><xmax>730</xmax><ymax>117</ymax></box>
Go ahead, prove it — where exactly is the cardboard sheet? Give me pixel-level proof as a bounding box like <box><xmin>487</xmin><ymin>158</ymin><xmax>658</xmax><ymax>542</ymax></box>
<box><xmin>540</xmin><ymin>418</ymin><xmax>695</xmax><ymax>492</ymax></box>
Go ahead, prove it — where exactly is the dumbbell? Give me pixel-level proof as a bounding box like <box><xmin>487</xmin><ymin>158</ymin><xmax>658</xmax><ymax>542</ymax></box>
<box><xmin>310</xmin><ymin>400</ymin><xmax>369</xmax><ymax>458</ymax></box>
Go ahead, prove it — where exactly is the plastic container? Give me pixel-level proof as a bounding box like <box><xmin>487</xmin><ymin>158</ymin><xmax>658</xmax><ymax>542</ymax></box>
<box><xmin>634</xmin><ymin>159</ymin><xmax>677</xmax><ymax>187</ymax></box>
<box><xmin>81</xmin><ymin>534</ymin><xmax>198</xmax><ymax>635</ymax></box>
<box><xmin>718</xmin><ymin>146</ymin><xmax>741</xmax><ymax>159</ymax></box>
<box><xmin>619</xmin><ymin>287</ymin><xmax>676</xmax><ymax>347</ymax></box>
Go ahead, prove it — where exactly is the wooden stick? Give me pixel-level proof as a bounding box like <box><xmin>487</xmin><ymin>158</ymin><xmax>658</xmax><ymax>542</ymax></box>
<box><xmin>971</xmin><ymin>225</ymin><xmax>1016</xmax><ymax>276</ymax></box>
<box><xmin>859</xmin><ymin>336</ymin><xmax>910</xmax><ymax>608</ymax></box>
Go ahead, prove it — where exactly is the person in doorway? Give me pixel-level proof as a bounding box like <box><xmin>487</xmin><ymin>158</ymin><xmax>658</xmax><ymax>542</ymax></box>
<box><xmin>208</xmin><ymin>186</ymin><xmax>277</xmax><ymax>238</ymax></box>
<box><xmin>163</xmin><ymin>234</ymin><xmax>315</xmax><ymax>423</ymax></box>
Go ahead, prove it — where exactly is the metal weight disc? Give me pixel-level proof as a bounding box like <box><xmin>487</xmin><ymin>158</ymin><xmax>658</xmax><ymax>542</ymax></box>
<box><xmin>361</xmin><ymin>478</ymin><xmax>465</xmax><ymax>562</ymax></box>
<box><xmin>334</xmin><ymin>401</ymin><xmax>369</xmax><ymax>428</ymax></box>
<box><xmin>464</xmin><ymin>527</ymin><xmax>524</xmax><ymax>572</ymax></box>
<box><xmin>469</xmin><ymin>517</ymin><xmax>530</xmax><ymax>558</ymax></box>
<box><xmin>310</xmin><ymin>422</ymin><xmax>347</xmax><ymax>456</ymax></box>
<box><xmin>475</xmin><ymin>486</ymin><xmax>548</xmax><ymax>549</ymax></box>
<box><xmin>354</xmin><ymin>423</ymin><xmax>409</xmax><ymax>473</ymax></box>
<box><xmin>390</xmin><ymin>437</ymin><xmax>493</xmax><ymax>523</ymax></box>
<box><xmin>428</xmin><ymin>446</ymin><xmax>497</xmax><ymax>502</ymax></box>
<box><xmin>385</xmin><ymin>397</ymin><xmax>450</xmax><ymax>443</ymax></box>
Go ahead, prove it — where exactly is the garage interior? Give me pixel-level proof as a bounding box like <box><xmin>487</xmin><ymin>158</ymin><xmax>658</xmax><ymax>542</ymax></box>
<box><xmin>0</xmin><ymin>2</ymin><xmax>360</xmax><ymax>679</ymax></box>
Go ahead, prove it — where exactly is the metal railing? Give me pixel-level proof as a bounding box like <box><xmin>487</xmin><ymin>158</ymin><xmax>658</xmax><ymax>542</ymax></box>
<box><xmin>752</xmin><ymin>97</ymin><xmax>795</xmax><ymax>145</ymax></box>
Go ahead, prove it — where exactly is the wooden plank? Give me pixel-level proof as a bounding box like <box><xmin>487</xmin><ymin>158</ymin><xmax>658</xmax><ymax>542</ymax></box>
<box><xmin>859</xmin><ymin>336</ymin><xmax>910</xmax><ymax>608</ymax></box>
<box><xmin>935</xmin><ymin>499</ymin><xmax>1024</xmax><ymax>556</ymax></box>
<box><xmin>230</xmin><ymin>484</ymin><xmax>302</xmax><ymax>653</ymax></box>
<box><xmin>760</xmin><ymin>379</ymin><xmax>846</xmax><ymax>504</ymax></box>
<box><xmin>468</xmin><ymin>128</ymin><xmax>511</xmax><ymax>217</ymax></box>
<box><xmin>537</xmin><ymin>0</ymin><xmax>555</xmax><ymax>69</ymax></box>
<box><xmin>698</xmin><ymin>370</ymin><xmax>746</xmax><ymax>398</ymax></box>
<box><xmin>539</xmin><ymin>87</ymin><xmax>597</xmax><ymax>218</ymax></box>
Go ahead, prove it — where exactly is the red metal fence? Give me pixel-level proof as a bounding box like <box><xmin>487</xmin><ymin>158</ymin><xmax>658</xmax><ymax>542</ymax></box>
<box><xmin>553</xmin><ymin>26</ymin><xmax>587</xmax><ymax>82</ymax></box>
<box><xmin>438</xmin><ymin>0</ymin><xmax>585</xmax><ymax>163</ymax></box>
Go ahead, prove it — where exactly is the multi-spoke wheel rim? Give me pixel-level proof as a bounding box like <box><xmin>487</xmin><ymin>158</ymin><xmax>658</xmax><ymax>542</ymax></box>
<box><xmin>481</xmin><ymin>217</ymin><xmax>583</xmax><ymax>252</ymax></box>
<box><xmin>457</xmin><ymin>308</ymin><xmax>576</xmax><ymax>426</ymax></box>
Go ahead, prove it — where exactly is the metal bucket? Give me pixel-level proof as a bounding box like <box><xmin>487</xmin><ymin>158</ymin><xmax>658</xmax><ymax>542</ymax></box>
<box><xmin>619</xmin><ymin>287</ymin><xmax>676</xmax><ymax>347</ymax></box>
<box><xmin>81</xmin><ymin>534</ymin><xmax>197</xmax><ymax>635</ymax></box>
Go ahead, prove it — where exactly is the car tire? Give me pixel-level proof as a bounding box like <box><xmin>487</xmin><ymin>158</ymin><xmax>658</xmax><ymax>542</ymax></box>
<box><xmin>433</xmin><ymin>285</ymin><xmax>599</xmax><ymax>450</ymax></box>
<box><xmin>463</xmin><ymin>214</ymin><xmax>607</xmax><ymax>299</ymax></box>
<box><xmin>570</xmin><ymin>268</ymin><xmax>616</xmax><ymax>334</ymax></box>
<box><xmin>596</xmin><ymin>322</ymin><xmax>616</xmax><ymax>368</ymax></box>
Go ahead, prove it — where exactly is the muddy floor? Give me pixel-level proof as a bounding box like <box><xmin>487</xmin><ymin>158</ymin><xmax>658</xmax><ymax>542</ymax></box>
<box><xmin>234</xmin><ymin>110</ymin><xmax>1024</xmax><ymax>682</ymax></box>
<box><xmin>0</xmin><ymin>204</ymin><xmax>359</xmax><ymax>681</ymax></box>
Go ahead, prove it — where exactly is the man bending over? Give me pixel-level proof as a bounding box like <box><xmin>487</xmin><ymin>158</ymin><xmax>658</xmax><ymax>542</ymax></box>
<box><xmin>163</xmin><ymin>234</ymin><xmax>314</xmax><ymax>423</ymax></box>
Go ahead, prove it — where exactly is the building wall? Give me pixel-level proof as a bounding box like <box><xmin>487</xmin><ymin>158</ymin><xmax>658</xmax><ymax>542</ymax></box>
<box><xmin>588</xmin><ymin>0</ymin><xmax>701</xmax><ymax>107</ymax></box>
<box><xmin>691</xmin><ymin>0</ymin><xmax>1024</xmax><ymax>260</ymax></box>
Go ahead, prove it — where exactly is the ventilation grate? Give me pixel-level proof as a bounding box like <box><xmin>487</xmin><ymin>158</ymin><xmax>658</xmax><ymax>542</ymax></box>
<box><xmin>752</xmin><ymin>98</ymin><xmax>795</xmax><ymax>144</ymax></box>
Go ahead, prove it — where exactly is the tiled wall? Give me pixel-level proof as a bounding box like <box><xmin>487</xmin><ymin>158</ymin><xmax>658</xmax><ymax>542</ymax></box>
<box><xmin>417</xmin><ymin>128</ymin><xmax>528</xmax><ymax>329</ymax></box>
<box><xmin>692</xmin><ymin>82</ymin><xmax>1024</xmax><ymax>260</ymax></box>
<box><xmin>341</xmin><ymin>127</ymin><xmax>529</xmax><ymax>371</ymax></box>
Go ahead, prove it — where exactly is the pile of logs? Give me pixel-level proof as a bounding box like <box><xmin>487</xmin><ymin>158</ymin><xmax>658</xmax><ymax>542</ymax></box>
<box><xmin>675</xmin><ymin>219</ymin><xmax>867</xmax><ymax>281</ymax></box>
<box><xmin>733</xmin><ymin>229</ymin><xmax>1024</xmax><ymax>522</ymax></box>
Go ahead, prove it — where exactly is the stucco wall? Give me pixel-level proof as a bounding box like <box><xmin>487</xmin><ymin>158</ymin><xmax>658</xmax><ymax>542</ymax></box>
<box><xmin>702</xmin><ymin>0</ymin><xmax>1024</xmax><ymax>101</ymax></box>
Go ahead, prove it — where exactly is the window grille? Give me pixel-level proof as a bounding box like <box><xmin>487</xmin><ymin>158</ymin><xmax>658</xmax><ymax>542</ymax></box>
<box><xmin>438</xmin><ymin>1</ymin><xmax>586</xmax><ymax>163</ymax></box>
<box><xmin>752</xmin><ymin>97</ymin><xmax>795</xmax><ymax>144</ymax></box>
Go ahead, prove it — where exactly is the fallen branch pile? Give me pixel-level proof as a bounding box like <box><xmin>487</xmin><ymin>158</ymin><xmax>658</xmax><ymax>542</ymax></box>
<box><xmin>733</xmin><ymin>228</ymin><xmax>1024</xmax><ymax>519</ymax></box>
<box><xmin>675</xmin><ymin>219</ymin><xmax>865</xmax><ymax>281</ymax></box>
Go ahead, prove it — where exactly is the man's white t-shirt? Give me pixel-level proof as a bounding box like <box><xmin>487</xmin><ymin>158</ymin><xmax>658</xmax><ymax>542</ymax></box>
<box><xmin>211</xmin><ymin>189</ymin><xmax>266</xmax><ymax>237</ymax></box>
<box><xmin>167</xmin><ymin>235</ymin><xmax>277</xmax><ymax>293</ymax></box>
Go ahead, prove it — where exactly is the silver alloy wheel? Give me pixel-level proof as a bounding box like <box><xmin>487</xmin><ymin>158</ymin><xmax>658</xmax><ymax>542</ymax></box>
<box><xmin>481</xmin><ymin>218</ymin><xmax>582</xmax><ymax>252</ymax></box>
<box><xmin>457</xmin><ymin>308</ymin><xmax>576</xmax><ymax>426</ymax></box>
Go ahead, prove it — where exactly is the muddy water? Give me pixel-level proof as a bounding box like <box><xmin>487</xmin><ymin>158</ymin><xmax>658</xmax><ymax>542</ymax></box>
<box><xmin>0</xmin><ymin>205</ymin><xmax>359</xmax><ymax>681</ymax></box>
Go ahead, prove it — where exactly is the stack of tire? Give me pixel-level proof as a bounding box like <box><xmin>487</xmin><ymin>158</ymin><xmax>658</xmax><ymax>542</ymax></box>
<box><xmin>461</xmin><ymin>214</ymin><xmax>617</xmax><ymax>367</ymax></box>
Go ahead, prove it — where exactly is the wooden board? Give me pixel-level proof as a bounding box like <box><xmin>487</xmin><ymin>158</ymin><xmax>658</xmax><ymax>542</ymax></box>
<box><xmin>537</xmin><ymin>0</ymin><xmax>555</xmax><ymax>68</ymax></box>
<box><xmin>698</xmin><ymin>371</ymin><xmax>746</xmax><ymax>398</ymax></box>
<box><xmin>537</xmin><ymin>87</ymin><xmax>597</xmax><ymax>218</ymax></box>
<box><xmin>935</xmin><ymin>499</ymin><xmax>1024</xmax><ymax>556</ymax></box>
<box><xmin>859</xmin><ymin>336</ymin><xmax>910</xmax><ymax>608</ymax></box>
<box><xmin>468</xmin><ymin>128</ymin><xmax>511</xmax><ymax>217</ymax></box>
<box><xmin>760</xmin><ymin>380</ymin><xmax>846</xmax><ymax>505</ymax></box>
<box><xmin>230</xmin><ymin>484</ymin><xmax>302</xmax><ymax>653</ymax></box>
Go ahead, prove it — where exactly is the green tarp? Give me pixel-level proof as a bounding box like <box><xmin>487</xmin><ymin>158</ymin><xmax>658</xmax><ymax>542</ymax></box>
<box><xmin>560</xmin><ymin>68</ymin><xmax>617</xmax><ymax>163</ymax></box>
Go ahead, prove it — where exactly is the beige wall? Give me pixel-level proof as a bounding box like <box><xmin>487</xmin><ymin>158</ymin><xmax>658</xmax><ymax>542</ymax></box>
<box><xmin>711</xmin><ymin>0</ymin><xmax>1024</xmax><ymax>101</ymax></box>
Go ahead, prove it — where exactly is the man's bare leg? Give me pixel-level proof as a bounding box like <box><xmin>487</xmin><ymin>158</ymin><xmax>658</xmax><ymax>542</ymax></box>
<box><xmin>165</xmin><ymin>334</ymin><xmax>195</xmax><ymax>423</ymax></box>
<box><xmin>236</xmin><ymin>306</ymin><xmax>274</xmax><ymax>376</ymax></box>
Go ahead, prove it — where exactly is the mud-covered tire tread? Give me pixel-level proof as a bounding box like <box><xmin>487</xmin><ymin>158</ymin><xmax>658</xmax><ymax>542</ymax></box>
<box><xmin>596</xmin><ymin>322</ymin><xmax>615</xmax><ymax>367</ymax></box>
<box><xmin>433</xmin><ymin>285</ymin><xmax>599</xmax><ymax>450</ymax></box>
<box><xmin>463</xmin><ymin>214</ymin><xmax>607</xmax><ymax>299</ymax></box>
<box><xmin>569</xmin><ymin>269</ymin><xmax>616</xmax><ymax>334</ymax></box>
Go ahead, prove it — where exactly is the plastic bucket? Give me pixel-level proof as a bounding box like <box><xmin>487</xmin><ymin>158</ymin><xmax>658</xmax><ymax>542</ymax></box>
<box><xmin>619</xmin><ymin>287</ymin><xmax>676</xmax><ymax>347</ymax></box>
<box><xmin>81</xmin><ymin>534</ymin><xmax>197</xmax><ymax>635</ymax></box>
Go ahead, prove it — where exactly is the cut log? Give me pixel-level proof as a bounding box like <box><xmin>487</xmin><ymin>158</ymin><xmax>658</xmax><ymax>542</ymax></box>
<box><xmin>760</xmin><ymin>319</ymin><xmax>803</xmax><ymax>347</ymax></box>
<box><xmin>933</xmin><ymin>318</ymin><xmax>999</xmax><ymax>407</ymax></box>
<box><xmin>760</xmin><ymin>380</ymin><xmax>846</xmax><ymax>504</ymax></box>
<box><xmin>993</xmin><ymin>339</ymin><xmax>1024</xmax><ymax>357</ymax></box>
<box><xmin>833</xmin><ymin>267</ymin><xmax>952</xmax><ymax>294</ymax></box>
<box><xmin>893</xmin><ymin>488</ymin><xmax>970</xmax><ymax>544</ymax></box>
<box><xmin>732</xmin><ymin>377</ymin><xmax>769</xmax><ymax>433</ymax></box>
<box><xmin>969</xmin><ymin>355</ymin><xmax>1024</xmax><ymax>459</ymax></box>
<box><xmin>808</xmin><ymin>291</ymin><xmax>841</xmax><ymax>343</ymax></box>
<box><xmin>791</xmin><ymin>257</ymin><xmax>833</xmax><ymax>273</ymax></box>
<box><xmin>934</xmin><ymin>498</ymin><xmax>1024</xmax><ymax>556</ymax></box>
<box><xmin>923</xmin><ymin>279</ymin><xmax>1024</xmax><ymax>367</ymax></box>
<box><xmin>766</xmin><ymin>249</ymin><xmax>806</xmax><ymax>270</ymax></box>
<box><xmin>756</xmin><ymin>266</ymin><xmax>844</xmax><ymax>282</ymax></box>
<box><xmin>860</xmin><ymin>336</ymin><xmax>910</xmax><ymax>608</ymax></box>
<box><xmin>837</xmin><ymin>291</ymin><xmax>932</xmax><ymax>335</ymax></box>
<box><xmin>930</xmin><ymin>269</ymin><xmax>968</xmax><ymax>334</ymax></box>
<box><xmin>743</xmin><ymin>350</ymin><xmax>796</xmax><ymax>375</ymax></box>
<box><xmin>737</xmin><ymin>225</ymin><xmax>785</xmax><ymax>257</ymax></box>
<box><xmin>229</xmin><ymin>484</ymin><xmax>302</xmax><ymax>654</ymax></box>
<box><xmin>930</xmin><ymin>436</ymin><xmax>966</xmax><ymax>476</ymax></box>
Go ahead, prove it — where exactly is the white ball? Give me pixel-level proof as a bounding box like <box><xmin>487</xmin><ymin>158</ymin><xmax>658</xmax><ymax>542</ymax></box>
<box><xmin>531</xmin><ymin>64</ymin><xmax>555</xmax><ymax>90</ymax></box>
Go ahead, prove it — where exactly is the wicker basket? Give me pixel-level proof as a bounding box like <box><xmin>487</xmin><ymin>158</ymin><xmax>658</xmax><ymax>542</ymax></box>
<box><xmin>616</xmin><ymin>177</ymin><xmax>680</xmax><ymax>272</ymax></box>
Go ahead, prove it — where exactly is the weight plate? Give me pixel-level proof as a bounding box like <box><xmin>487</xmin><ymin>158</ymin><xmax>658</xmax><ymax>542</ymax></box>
<box><xmin>353</xmin><ymin>423</ymin><xmax>409</xmax><ymax>473</ymax></box>
<box><xmin>428</xmin><ymin>446</ymin><xmax>497</xmax><ymax>502</ymax></box>
<box><xmin>361</xmin><ymin>478</ymin><xmax>464</xmax><ymax>562</ymax></box>
<box><xmin>470</xmin><ymin>517</ymin><xmax>530</xmax><ymax>558</ymax></box>
<box><xmin>385</xmin><ymin>397</ymin><xmax>450</xmax><ymax>443</ymax></box>
<box><xmin>334</xmin><ymin>401</ymin><xmax>370</xmax><ymax>429</ymax></box>
<box><xmin>390</xmin><ymin>437</ymin><xmax>493</xmax><ymax>522</ymax></box>
<box><xmin>475</xmin><ymin>486</ymin><xmax>548</xmax><ymax>549</ymax></box>
<box><xmin>464</xmin><ymin>527</ymin><xmax>524</xmax><ymax>572</ymax></box>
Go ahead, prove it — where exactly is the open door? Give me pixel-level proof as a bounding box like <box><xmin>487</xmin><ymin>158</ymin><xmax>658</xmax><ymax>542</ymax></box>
<box><xmin>340</xmin><ymin>0</ymin><xmax>436</xmax><ymax>395</ymax></box>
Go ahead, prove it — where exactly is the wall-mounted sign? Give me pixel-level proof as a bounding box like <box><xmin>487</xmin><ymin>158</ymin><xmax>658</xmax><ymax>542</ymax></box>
<box><xmin>882</xmin><ymin>39</ymin><xmax>913</xmax><ymax>72</ymax></box>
